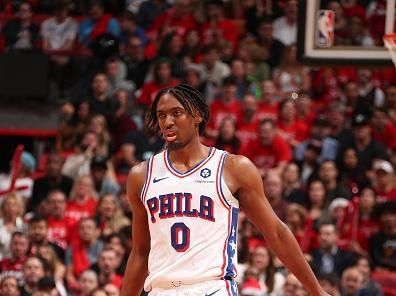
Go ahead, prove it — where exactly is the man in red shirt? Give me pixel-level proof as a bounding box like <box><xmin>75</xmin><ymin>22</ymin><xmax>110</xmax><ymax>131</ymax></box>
<box><xmin>137</xmin><ymin>59</ymin><xmax>179</xmax><ymax>107</ymax></box>
<box><xmin>257</xmin><ymin>80</ymin><xmax>280</xmax><ymax>121</ymax></box>
<box><xmin>0</xmin><ymin>232</ymin><xmax>29</xmax><ymax>284</ymax></box>
<box><xmin>237</xmin><ymin>94</ymin><xmax>260</xmax><ymax>143</ymax></box>
<box><xmin>148</xmin><ymin>0</ymin><xmax>197</xmax><ymax>39</ymax></box>
<box><xmin>207</xmin><ymin>76</ymin><xmax>242</xmax><ymax>138</ymax></box>
<box><xmin>371</xmin><ymin>107</ymin><xmax>396</xmax><ymax>151</ymax></box>
<box><xmin>46</xmin><ymin>189</ymin><xmax>73</xmax><ymax>250</ymax></box>
<box><xmin>200</xmin><ymin>0</ymin><xmax>239</xmax><ymax>49</ymax></box>
<box><xmin>241</xmin><ymin>119</ymin><xmax>292</xmax><ymax>176</ymax></box>
<box><xmin>96</xmin><ymin>248</ymin><xmax>123</xmax><ymax>289</ymax></box>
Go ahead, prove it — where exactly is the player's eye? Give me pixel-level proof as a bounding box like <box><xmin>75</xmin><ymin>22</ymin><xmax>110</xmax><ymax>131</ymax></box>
<box><xmin>173</xmin><ymin>110</ymin><xmax>182</xmax><ymax>117</ymax></box>
<box><xmin>157</xmin><ymin>113</ymin><xmax>166</xmax><ymax>119</ymax></box>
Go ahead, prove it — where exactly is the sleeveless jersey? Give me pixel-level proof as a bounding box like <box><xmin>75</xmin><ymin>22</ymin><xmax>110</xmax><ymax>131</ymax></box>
<box><xmin>141</xmin><ymin>147</ymin><xmax>239</xmax><ymax>291</ymax></box>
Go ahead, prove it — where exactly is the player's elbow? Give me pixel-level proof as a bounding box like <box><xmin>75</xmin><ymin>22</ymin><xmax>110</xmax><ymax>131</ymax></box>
<box><xmin>270</xmin><ymin>220</ymin><xmax>290</xmax><ymax>244</ymax></box>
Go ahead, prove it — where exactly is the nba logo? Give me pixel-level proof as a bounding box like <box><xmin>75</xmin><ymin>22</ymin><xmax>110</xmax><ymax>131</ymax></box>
<box><xmin>316</xmin><ymin>10</ymin><xmax>335</xmax><ymax>47</ymax></box>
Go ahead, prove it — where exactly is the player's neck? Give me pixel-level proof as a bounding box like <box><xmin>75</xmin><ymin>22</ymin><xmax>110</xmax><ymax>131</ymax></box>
<box><xmin>167</xmin><ymin>138</ymin><xmax>209</xmax><ymax>169</ymax></box>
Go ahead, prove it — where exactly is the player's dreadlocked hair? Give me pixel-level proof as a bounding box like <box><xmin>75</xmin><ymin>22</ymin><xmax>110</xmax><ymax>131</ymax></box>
<box><xmin>145</xmin><ymin>84</ymin><xmax>210</xmax><ymax>135</ymax></box>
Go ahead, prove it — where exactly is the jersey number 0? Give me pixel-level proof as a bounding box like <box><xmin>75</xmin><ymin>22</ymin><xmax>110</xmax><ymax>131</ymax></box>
<box><xmin>171</xmin><ymin>223</ymin><xmax>190</xmax><ymax>252</ymax></box>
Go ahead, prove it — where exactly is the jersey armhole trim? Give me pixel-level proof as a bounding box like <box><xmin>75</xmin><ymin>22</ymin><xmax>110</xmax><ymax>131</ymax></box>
<box><xmin>140</xmin><ymin>157</ymin><xmax>154</xmax><ymax>203</ymax></box>
<box><xmin>216</xmin><ymin>152</ymin><xmax>231</xmax><ymax>209</ymax></box>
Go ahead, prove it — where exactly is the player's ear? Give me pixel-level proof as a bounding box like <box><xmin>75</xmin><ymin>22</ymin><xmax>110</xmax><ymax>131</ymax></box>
<box><xmin>195</xmin><ymin>116</ymin><xmax>203</xmax><ymax>124</ymax></box>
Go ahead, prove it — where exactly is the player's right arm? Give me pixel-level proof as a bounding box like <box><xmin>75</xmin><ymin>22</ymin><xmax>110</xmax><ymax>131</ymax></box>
<box><xmin>120</xmin><ymin>162</ymin><xmax>151</xmax><ymax>296</ymax></box>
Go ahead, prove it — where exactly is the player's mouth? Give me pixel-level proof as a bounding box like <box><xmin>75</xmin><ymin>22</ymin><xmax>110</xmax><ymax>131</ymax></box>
<box><xmin>165</xmin><ymin>130</ymin><xmax>177</xmax><ymax>142</ymax></box>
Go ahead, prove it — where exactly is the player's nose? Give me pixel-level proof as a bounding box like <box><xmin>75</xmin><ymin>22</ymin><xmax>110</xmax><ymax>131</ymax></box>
<box><xmin>164</xmin><ymin>114</ymin><xmax>175</xmax><ymax>127</ymax></box>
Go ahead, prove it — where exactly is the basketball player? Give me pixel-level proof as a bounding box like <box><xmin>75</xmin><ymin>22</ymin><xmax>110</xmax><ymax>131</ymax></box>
<box><xmin>120</xmin><ymin>84</ymin><xmax>329</xmax><ymax>296</ymax></box>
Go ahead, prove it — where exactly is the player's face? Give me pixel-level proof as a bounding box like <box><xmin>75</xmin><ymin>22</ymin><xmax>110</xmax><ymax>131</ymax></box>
<box><xmin>156</xmin><ymin>93</ymin><xmax>201</xmax><ymax>149</ymax></box>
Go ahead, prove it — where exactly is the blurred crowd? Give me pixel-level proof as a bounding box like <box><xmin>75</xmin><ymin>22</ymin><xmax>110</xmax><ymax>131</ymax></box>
<box><xmin>0</xmin><ymin>0</ymin><xmax>396</xmax><ymax>295</ymax></box>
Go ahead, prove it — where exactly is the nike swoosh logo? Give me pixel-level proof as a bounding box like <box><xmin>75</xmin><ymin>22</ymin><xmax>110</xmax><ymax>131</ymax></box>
<box><xmin>205</xmin><ymin>289</ymin><xmax>220</xmax><ymax>296</ymax></box>
<box><xmin>153</xmin><ymin>176</ymin><xmax>169</xmax><ymax>183</ymax></box>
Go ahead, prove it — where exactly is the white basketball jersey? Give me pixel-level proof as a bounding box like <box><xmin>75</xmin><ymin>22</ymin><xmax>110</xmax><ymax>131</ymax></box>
<box><xmin>141</xmin><ymin>147</ymin><xmax>239</xmax><ymax>291</ymax></box>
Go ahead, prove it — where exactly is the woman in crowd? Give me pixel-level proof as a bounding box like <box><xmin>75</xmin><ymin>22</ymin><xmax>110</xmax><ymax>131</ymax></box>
<box><xmin>213</xmin><ymin>117</ymin><xmax>242</xmax><ymax>154</ymax></box>
<box><xmin>0</xmin><ymin>193</ymin><xmax>26</xmax><ymax>259</ymax></box>
<box><xmin>248</xmin><ymin>245</ymin><xmax>286</xmax><ymax>296</ymax></box>
<box><xmin>305</xmin><ymin>179</ymin><xmax>329</xmax><ymax>229</ymax></box>
<box><xmin>87</xmin><ymin>114</ymin><xmax>112</xmax><ymax>158</ymax></box>
<box><xmin>273</xmin><ymin>44</ymin><xmax>310</xmax><ymax>96</ymax></box>
<box><xmin>96</xmin><ymin>194</ymin><xmax>130</xmax><ymax>238</ymax></box>
<box><xmin>282</xmin><ymin>162</ymin><xmax>305</xmax><ymax>205</ymax></box>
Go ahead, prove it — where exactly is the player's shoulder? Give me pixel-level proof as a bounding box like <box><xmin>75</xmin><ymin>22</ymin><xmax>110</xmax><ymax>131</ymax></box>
<box><xmin>127</xmin><ymin>161</ymin><xmax>148</xmax><ymax>185</ymax></box>
<box><xmin>223</xmin><ymin>153</ymin><xmax>257</xmax><ymax>175</ymax></box>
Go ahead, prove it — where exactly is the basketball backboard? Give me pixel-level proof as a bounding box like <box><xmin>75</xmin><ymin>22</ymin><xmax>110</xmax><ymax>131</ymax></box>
<box><xmin>297</xmin><ymin>0</ymin><xmax>395</xmax><ymax>65</ymax></box>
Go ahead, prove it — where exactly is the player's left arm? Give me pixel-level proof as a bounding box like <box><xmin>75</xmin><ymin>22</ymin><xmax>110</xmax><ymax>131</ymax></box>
<box><xmin>224</xmin><ymin>154</ymin><xmax>329</xmax><ymax>296</ymax></box>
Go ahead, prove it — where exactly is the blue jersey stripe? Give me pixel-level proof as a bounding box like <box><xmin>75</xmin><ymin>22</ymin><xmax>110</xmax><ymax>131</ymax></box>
<box><xmin>140</xmin><ymin>157</ymin><xmax>153</xmax><ymax>202</ymax></box>
<box><xmin>225</xmin><ymin>207</ymin><xmax>239</xmax><ymax>278</ymax></box>
<box><xmin>217</xmin><ymin>152</ymin><xmax>231</xmax><ymax>208</ymax></box>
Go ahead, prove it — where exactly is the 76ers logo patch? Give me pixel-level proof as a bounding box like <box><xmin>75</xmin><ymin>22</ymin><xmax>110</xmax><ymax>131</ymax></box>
<box><xmin>200</xmin><ymin>168</ymin><xmax>211</xmax><ymax>178</ymax></box>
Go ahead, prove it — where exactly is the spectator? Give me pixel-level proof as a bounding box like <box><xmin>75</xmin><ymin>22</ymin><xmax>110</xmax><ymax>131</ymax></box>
<box><xmin>57</xmin><ymin>100</ymin><xmax>91</xmax><ymax>153</ymax></box>
<box><xmin>96</xmin><ymin>194</ymin><xmax>130</xmax><ymax>238</ymax></box>
<box><xmin>295</xmin><ymin>91</ymin><xmax>316</xmax><ymax>126</ymax></box>
<box><xmin>317</xmin><ymin>273</ymin><xmax>341</xmax><ymax>296</ymax></box>
<box><xmin>338</xmin><ymin>148</ymin><xmax>370</xmax><ymax>191</ymax></box>
<box><xmin>236</xmin><ymin>94</ymin><xmax>260</xmax><ymax>145</ymax></box>
<box><xmin>327</xmin><ymin>102</ymin><xmax>353</xmax><ymax>145</ymax></box>
<box><xmin>181</xmin><ymin>29</ymin><xmax>202</xmax><ymax>64</ymax></box>
<box><xmin>276</xmin><ymin>99</ymin><xmax>309</xmax><ymax>148</ymax></box>
<box><xmin>136</xmin><ymin>0</ymin><xmax>171</xmax><ymax>29</ymax></box>
<box><xmin>27</xmin><ymin>215</ymin><xmax>65</xmax><ymax>261</ymax></box>
<box><xmin>355</xmin><ymin>255</ymin><xmax>382</xmax><ymax>296</ymax></box>
<box><xmin>272</xmin><ymin>0</ymin><xmax>298</xmax><ymax>46</ymax></box>
<box><xmin>241</xmin><ymin>119</ymin><xmax>292</xmax><ymax>176</ymax></box>
<box><xmin>104</xmin><ymin>58</ymin><xmax>135</xmax><ymax>96</ymax></box>
<box><xmin>294</xmin><ymin>116</ymin><xmax>339</xmax><ymax>163</ymax></box>
<box><xmin>87</xmin><ymin>115</ymin><xmax>112</xmax><ymax>158</ymax></box>
<box><xmin>263</xmin><ymin>172</ymin><xmax>288</xmax><ymax>221</ymax></box>
<box><xmin>273</xmin><ymin>45</ymin><xmax>311</xmax><ymax>96</ymax></box>
<box><xmin>119</xmin><ymin>11</ymin><xmax>147</xmax><ymax>47</ymax></box>
<box><xmin>20</xmin><ymin>257</ymin><xmax>45</xmax><ymax>296</ymax></box>
<box><xmin>0</xmin><ymin>193</ymin><xmax>26</xmax><ymax>260</ymax></box>
<box><xmin>90</xmin><ymin>156</ymin><xmax>120</xmax><ymax>197</ymax></box>
<box><xmin>86</xmin><ymin>73</ymin><xmax>120</xmax><ymax>117</ymax></box>
<box><xmin>369</xmin><ymin>201</ymin><xmax>396</xmax><ymax>271</ymax></box>
<box><xmin>257</xmin><ymin>80</ymin><xmax>280</xmax><ymax>121</ymax></box>
<box><xmin>344</xmin><ymin>113</ymin><xmax>388</xmax><ymax>172</ymax></box>
<box><xmin>206</xmin><ymin>76</ymin><xmax>242</xmax><ymax>138</ymax></box>
<box><xmin>371</xmin><ymin>107</ymin><xmax>396</xmax><ymax>151</ymax></box>
<box><xmin>147</xmin><ymin>0</ymin><xmax>196</xmax><ymax>40</ymax></box>
<box><xmin>137</xmin><ymin>59</ymin><xmax>179</xmax><ymax>107</ymax></box>
<box><xmin>229</xmin><ymin>59</ymin><xmax>251</xmax><ymax>100</ymax></box>
<box><xmin>78</xmin><ymin>0</ymin><xmax>121</xmax><ymax>47</ymax></box>
<box><xmin>62</xmin><ymin>131</ymin><xmax>99</xmax><ymax>179</ymax></box>
<box><xmin>318</xmin><ymin>160</ymin><xmax>352</xmax><ymax>202</ymax></box>
<box><xmin>65</xmin><ymin>176</ymin><xmax>98</xmax><ymax>227</ymax></box>
<box><xmin>37</xmin><ymin>244</ymin><xmax>66</xmax><ymax>283</ymax></box>
<box><xmin>340</xmin><ymin>267</ymin><xmax>364</xmax><ymax>296</ymax></box>
<box><xmin>285</xmin><ymin>203</ymin><xmax>317</xmax><ymax>253</ymax></box>
<box><xmin>282</xmin><ymin>162</ymin><xmax>305</xmax><ymax>205</ymax></box>
<box><xmin>46</xmin><ymin>190</ymin><xmax>73</xmax><ymax>251</ymax></box>
<box><xmin>200</xmin><ymin>0</ymin><xmax>239</xmax><ymax>49</ymax></box>
<box><xmin>122</xmin><ymin>36</ymin><xmax>150</xmax><ymax>90</ymax></box>
<box><xmin>66</xmin><ymin>218</ymin><xmax>103</xmax><ymax>289</ymax></box>
<box><xmin>328</xmin><ymin>198</ymin><xmax>349</xmax><ymax>227</ymax></box>
<box><xmin>196</xmin><ymin>45</ymin><xmax>231</xmax><ymax>100</ymax></box>
<box><xmin>0</xmin><ymin>275</ymin><xmax>20</xmax><ymax>296</ymax></box>
<box><xmin>310</xmin><ymin>222</ymin><xmax>356</xmax><ymax>277</ymax></box>
<box><xmin>345</xmin><ymin>16</ymin><xmax>375</xmax><ymax>47</ymax></box>
<box><xmin>29</xmin><ymin>153</ymin><xmax>73</xmax><ymax>213</ymax></box>
<box><xmin>305</xmin><ymin>179</ymin><xmax>329</xmax><ymax>227</ymax></box>
<box><xmin>2</xmin><ymin>1</ymin><xmax>39</xmax><ymax>51</ymax></box>
<box><xmin>213</xmin><ymin>117</ymin><xmax>241</xmax><ymax>155</ymax></box>
<box><xmin>103</xmin><ymin>234</ymin><xmax>129</xmax><ymax>275</ymax></box>
<box><xmin>95</xmin><ymin>248</ymin><xmax>122</xmax><ymax>289</ymax></box>
<box><xmin>41</xmin><ymin>2</ymin><xmax>78</xmax><ymax>98</ymax></box>
<box><xmin>36</xmin><ymin>276</ymin><xmax>61</xmax><ymax>296</ymax></box>
<box><xmin>182</xmin><ymin>64</ymin><xmax>207</xmax><ymax>95</ymax></box>
<box><xmin>372</xmin><ymin>160</ymin><xmax>396</xmax><ymax>202</ymax></box>
<box><xmin>157</xmin><ymin>32</ymin><xmax>185</xmax><ymax>78</ymax></box>
<box><xmin>0</xmin><ymin>232</ymin><xmax>29</xmax><ymax>284</ymax></box>
<box><xmin>385</xmin><ymin>84</ymin><xmax>396</xmax><ymax>125</ymax></box>
<box><xmin>78</xmin><ymin>269</ymin><xmax>99</xmax><ymax>296</ymax></box>
<box><xmin>295</xmin><ymin>140</ymin><xmax>321</xmax><ymax>187</ymax></box>
<box><xmin>356</xmin><ymin>69</ymin><xmax>385</xmax><ymax>109</ymax></box>
<box><xmin>255</xmin><ymin>18</ymin><xmax>285</xmax><ymax>70</ymax></box>
<box><xmin>249</xmin><ymin>246</ymin><xmax>285</xmax><ymax>296</ymax></box>
<box><xmin>282</xmin><ymin>273</ymin><xmax>308</xmax><ymax>296</ymax></box>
